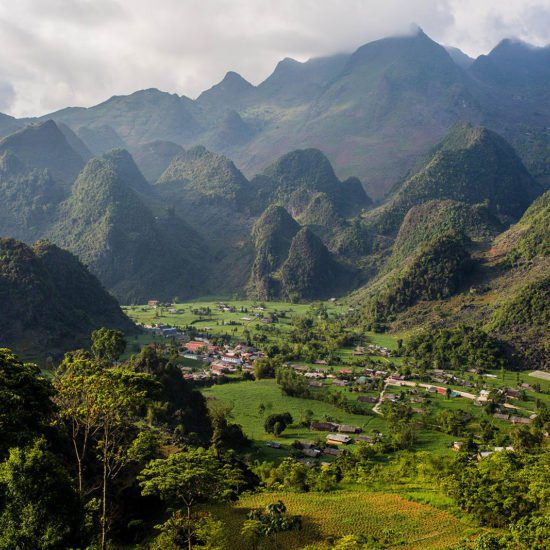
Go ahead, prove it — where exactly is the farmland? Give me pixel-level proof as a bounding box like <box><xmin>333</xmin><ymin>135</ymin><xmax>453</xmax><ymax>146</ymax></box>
<box><xmin>208</xmin><ymin>489</ymin><xmax>481</xmax><ymax>549</ymax></box>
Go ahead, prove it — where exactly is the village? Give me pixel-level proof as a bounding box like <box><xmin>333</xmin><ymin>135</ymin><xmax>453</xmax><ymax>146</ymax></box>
<box><xmin>126</xmin><ymin>299</ymin><xmax>547</xmax><ymax>466</ymax></box>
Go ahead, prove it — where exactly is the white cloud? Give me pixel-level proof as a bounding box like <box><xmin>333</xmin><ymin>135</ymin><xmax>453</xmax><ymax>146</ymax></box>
<box><xmin>0</xmin><ymin>0</ymin><xmax>547</xmax><ymax>117</ymax></box>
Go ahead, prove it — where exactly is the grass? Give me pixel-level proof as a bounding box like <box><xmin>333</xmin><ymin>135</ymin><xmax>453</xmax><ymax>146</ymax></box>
<box><xmin>203</xmin><ymin>379</ymin><xmax>387</xmax><ymax>444</ymax></box>
<box><xmin>207</xmin><ymin>489</ymin><xmax>480</xmax><ymax>549</ymax></box>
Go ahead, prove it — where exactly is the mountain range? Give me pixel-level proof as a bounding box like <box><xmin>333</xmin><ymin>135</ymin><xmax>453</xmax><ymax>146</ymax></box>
<box><xmin>0</xmin><ymin>29</ymin><xmax>548</xmax><ymax>362</ymax></box>
<box><xmin>2</xmin><ymin>29</ymin><xmax>546</xmax><ymax>198</ymax></box>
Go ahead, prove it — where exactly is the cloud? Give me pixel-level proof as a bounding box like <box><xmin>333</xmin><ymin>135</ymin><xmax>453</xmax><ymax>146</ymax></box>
<box><xmin>0</xmin><ymin>0</ymin><xmax>547</xmax><ymax>117</ymax></box>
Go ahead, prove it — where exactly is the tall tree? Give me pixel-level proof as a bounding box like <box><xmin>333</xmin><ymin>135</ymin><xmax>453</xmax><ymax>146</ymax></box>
<box><xmin>140</xmin><ymin>448</ymin><xmax>239</xmax><ymax>550</ymax></box>
<box><xmin>0</xmin><ymin>348</ymin><xmax>54</xmax><ymax>457</ymax></box>
<box><xmin>0</xmin><ymin>438</ymin><xmax>80</xmax><ymax>549</ymax></box>
<box><xmin>54</xmin><ymin>351</ymin><xmax>157</xmax><ymax>549</ymax></box>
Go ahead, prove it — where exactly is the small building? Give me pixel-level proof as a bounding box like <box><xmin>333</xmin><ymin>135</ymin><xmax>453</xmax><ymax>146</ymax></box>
<box><xmin>221</xmin><ymin>354</ymin><xmax>242</xmax><ymax>365</ymax></box>
<box><xmin>357</xmin><ymin>395</ymin><xmax>377</xmax><ymax>403</ymax></box>
<box><xmin>326</xmin><ymin>433</ymin><xmax>352</xmax><ymax>445</ymax></box>
<box><xmin>311</xmin><ymin>421</ymin><xmax>339</xmax><ymax>432</ymax></box>
<box><xmin>510</xmin><ymin>416</ymin><xmax>531</xmax><ymax>425</ymax></box>
<box><xmin>332</xmin><ymin>379</ymin><xmax>349</xmax><ymax>387</ymax></box>
<box><xmin>147</xmin><ymin>299</ymin><xmax>159</xmax><ymax>307</ymax></box>
<box><xmin>493</xmin><ymin>413</ymin><xmax>510</xmax><ymax>421</ymax></box>
<box><xmin>338</xmin><ymin>424</ymin><xmax>362</xmax><ymax>434</ymax></box>
<box><xmin>302</xmin><ymin>448</ymin><xmax>321</xmax><ymax>458</ymax></box>
<box><xmin>323</xmin><ymin>447</ymin><xmax>343</xmax><ymax>456</ymax></box>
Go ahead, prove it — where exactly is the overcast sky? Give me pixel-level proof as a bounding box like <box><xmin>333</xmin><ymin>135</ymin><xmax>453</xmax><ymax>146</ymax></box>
<box><xmin>0</xmin><ymin>0</ymin><xmax>548</xmax><ymax>117</ymax></box>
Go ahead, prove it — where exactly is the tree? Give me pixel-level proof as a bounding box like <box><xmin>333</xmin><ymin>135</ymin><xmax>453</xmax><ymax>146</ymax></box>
<box><xmin>54</xmin><ymin>352</ymin><xmax>158</xmax><ymax>549</ymax></box>
<box><xmin>140</xmin><ymin>448</ymin><xmax>239</xmax><ymax>550</ymax></box>
<box><xmin>246</xmin><ymin>500</ymin><xmax>301</xmax><ymax>547</ymax></box>
<box><xmin>253</xmin><ymin>357</ymin><xmax>280</xmax><ymax>379</ymax></box>
<box><xmin>152</xmin><ymin>511</ymin><xmax>227</xmax><ymax>550</ymax></box>
<box><xmin>0</xmin><ymin>438</ymin><xmax>80</xmax><ymax>549</ymax></box>
<box><xmin>0</xmin><ymin>348</ymin><xmax>54</xmax><ymax>456</ymax></box>
<box><xmin>91</xmin><ymin>327</ymin><xmax>126</xmax><ymax>363</ymax></box>
<box><xmin>264</xmin><ymin>412</ymin><xmax>293</xmax><ymax>435</ymax></box>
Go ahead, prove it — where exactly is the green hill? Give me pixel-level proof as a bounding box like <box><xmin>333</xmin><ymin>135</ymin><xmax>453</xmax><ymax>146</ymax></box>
<box><xmin>0</xmin><ymin>237</ymin><xmax>132</xmax><ymax>360</ymax></box>
<box><xmin>358</xmin><ymin>232</ymin><xmax>471</xmax><ymax>324</ymax></box>
<box><xmin>49</xmin><ymin>152</ymin><xmax>203</xmax><ymax>302</ymax></box>
<box><xmin>0</xmin><ymin>120</ymin><xmax>85</xmax><ymax>186</ymax></box>
<box><xmin>252</xmin><ymin>148</ymin><xmax>371</xmax><ymax>218</ymax></box>
<box><xmin>365</xmin><ymin>123</ymin><xmax>542</xmax><ymax>234</ymax></box>
<box><xmin>247</xmin><ymin>205</ymin><xmax>300</xmax><ymax>299</ymax></box>
<box><xmin>280</xmin><ymin>227</ymin><xmax>352</xmax><ymax>301</ymax></box>
<box><xmin>389</xmin><ymin>199</ymin><xmax>503</xmax><ymax>267</ymax></box>
<box><xmin>494</xmin><ymin>189</ymin><xmax>550</xmax><ymax>264</ymax></box>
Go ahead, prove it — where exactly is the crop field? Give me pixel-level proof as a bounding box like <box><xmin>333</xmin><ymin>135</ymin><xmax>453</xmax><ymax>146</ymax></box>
<box><xmin>208</xmin><ymin>489</ymin><xmax>480</xmax><ymax>549</ymax></box>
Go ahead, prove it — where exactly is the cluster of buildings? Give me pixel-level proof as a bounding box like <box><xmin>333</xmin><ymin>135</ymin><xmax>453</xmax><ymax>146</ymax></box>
<box><xmin>179</xmin><ymin>340</ymin><xmax>265</xmax><ymax>380</ymax></box>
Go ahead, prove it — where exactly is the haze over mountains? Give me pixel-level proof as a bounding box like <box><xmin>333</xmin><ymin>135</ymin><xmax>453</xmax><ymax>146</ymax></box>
<box><xmin>2</xmin><ymin>29</ymin><xmax>547</xmax><ymax>197</ymax></box>
<box><xmin>0</xmin><ymin>29</ymin><xmax>548</xmax><ymax>360</ymax></box>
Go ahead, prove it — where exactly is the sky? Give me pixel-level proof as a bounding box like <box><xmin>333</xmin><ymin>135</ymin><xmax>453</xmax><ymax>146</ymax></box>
<box><xmin>0</xmin><ymin>0</ymin><xmax>548</xmax><ymax>117</ymax></box>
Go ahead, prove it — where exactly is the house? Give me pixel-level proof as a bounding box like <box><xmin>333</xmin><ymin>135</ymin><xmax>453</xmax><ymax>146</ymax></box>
<box><xmin>311</xmin><ymin>421</ymin><xmax>339</xmax><ymax>432</ymax></box>
<box><xmin>510</xmin><ymin>416</ymin><xmax>531</xmax><ymax>425</ymax></box>
<box><xmin>339</xmin><ymin>368</ymin><xmax>352</xmax><ymax>375</ymax></box>
<box><xmin>221</xmin><ymin>354</ymin><xmax>242</xmax><ymax>365</ymax></box>
<box><xmin>436</xmin><ymin>387</ymin><xmax>447</xmax><ymax>395</ymax></box>
<box><xmin>315</xmin><ymin>360</ymin><xmax>328</xmax><ymax>366</ymax></box>
<box><xmin>304</xmin><ymin>371</ymin><xmax>324</xmax><ymax>379</ymax></box>
<box><xmin>357</xmin><ymin>395</ymin><xmax>377</xmax><ymax>403</ymax></box>
<box><xmin>493</xmin><ymin>413</ymin><xmax>510</xmax><ymax>421</ymax></box>
<box><xmin>332</xmin><ymin>379</ymin><xmax>349</xmax><ymax>387</ymax></box>
<box><xmin>302</xmin><ymin>448</ymin><xmax>321</xmax><ymax>458</ymax></box>
<box><xmin>477</xmin><ymin>389</ymin><xmax>491</xmax><ymax>402</ymax></box>
<box><xmin>147</xmin><ymin>299</ymin><xmax>159</xmax><ymax>307</ymax></box>
<box><xmin>185</xmin><ymin>341</ymin><xmax>210</xmax><ymax>353</ymax></box>
<box><xmin>382</xmin><ymin>393</ymin><xmax>398</xmax><ymax>402</ymax></box>
<box><xmin>160</xmin><ymin>327</ymin><xmax>178</xmax><ymax>338</ymax></box>
<box><xmin>426</xmin><ymin>386</ymin><xmax>437</xmax><ymax>393</ymax></box>
<box><xmin>505</xmin><ymin>388</ymin><xmax>521</xmax><ymax>399</ymax></box>
<box><xmin>323</xmin><ymin>447</ymin><xmax>343</xmax><ymax>456</ymax></box>
<box><xmin>356</xmin><ymin>435</ymin><xmax>375</xmax><ymax>444</ymax></box>
<box><xmin>326</xmin><ymin>433</ymin><xmax>352</xmax><ymax>445</ymax></box>
<box><xmin>520</xmin><ymin>383</ymin><xmax>534</xmax><ymax>391</ymax></box>
<box><xmin>338</xmin><ymin>424</ymin><xmax>362</xmax><ymax>434</ymax></box>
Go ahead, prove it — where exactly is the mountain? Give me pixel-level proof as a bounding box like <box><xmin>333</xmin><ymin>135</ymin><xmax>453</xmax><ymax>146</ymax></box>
<box><xmin>197</xmin><ymin>71</ymin><xmax>254</xmax><ymax>110</ymax></box>
<box><xmin>389</xmin><ymin>199</ymin><xmax>503</xmax><ymax>267</ymax></box>
<box><xmin>252</xmin><ymin>148</ymin><xmax>371</xmax><ymax>217</ymax></box>
<box><xmin>0</xmin><ymin>112</ymin><xmax>22</xmax><ymax>138</ymax></box>
<box><xmin>56</xmin><ymin>123</ymin><xmax>92</xmax><ymax>161</ymax></box>
<box><xmin>49</xmin><ymin>152</ymin><xmax>203</xmax><ymax>302</ymax></box>
<box><xmin>0</xmin><ymin>120</ymin><xmax>85</xmax><ymax>186</ymax></box>
<box><xmin>0</xmin><ymin>237</ymin><xmax>132</xmax><ymax>360</ymax></box>
<box><xmin>247</xmin><ymin>205</ymin><xmax>301</xmax><ymax>299</ymax></box>
<box><xmin>280</xmin><ymin>227</ymin><xmax>353</xmax><ymax>301</ymax></box>
<box><xmin>76</xmin><ymin>124</ymin><xmax>126</xmax><ymax>154</ymax></box>
<box><xmin>132</xmin><ymin>140</ymin><xmax>184</xmax><ymax>182</ymax></box>
<box><xmin>357</xmin><ymin>232</ymin><xmax>472</xmax><ymax>325</ymax></box>
<box><xmin>43</xmin><ymin>88</ymin><xmax>201</xmax><ymax>147</ymax></box>
<box><xmin>22</xmin><ymin>31</ymin><xmax>547</xmax><ymax>198</ymax></box>
<box><xmin>471</xmin><ymin>39</ymin><xmax>550</xmax><ymax>93</ymax></box>
<box><xmin>365</xmin><ymin>123</ymin><xmax>542</xmax><ymax>234</ymax></box>
<box><xmin>445</xmin><ymin>46</ymin><xmax>474</xmax><ymax>69</ymax></box>
<box><xmin>493</xmin><ymin>189</ymin><xmax>549</xmax><ymax>264</ymax></box>
<box><xmin>0</xmin><ymin>151</ymin><xmax>66</xmax><ymax>243</ymax></box>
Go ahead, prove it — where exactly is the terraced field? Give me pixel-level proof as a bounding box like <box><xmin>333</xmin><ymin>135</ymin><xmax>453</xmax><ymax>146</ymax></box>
<box><xmin>209</xmin><ymin>489</ymin><xmax>479</xmax><ymax>549</ymax></box>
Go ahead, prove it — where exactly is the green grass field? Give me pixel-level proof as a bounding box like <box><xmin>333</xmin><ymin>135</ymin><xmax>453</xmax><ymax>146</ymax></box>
<box><xmin>207</xmin><ymin>488</ymin><xmax>481</xmax><ymax>549</ymax></box>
